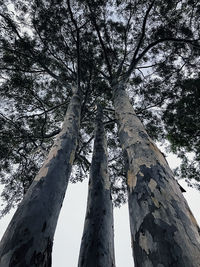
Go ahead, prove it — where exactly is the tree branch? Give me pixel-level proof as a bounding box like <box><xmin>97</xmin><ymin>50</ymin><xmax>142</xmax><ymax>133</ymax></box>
<box><xmin>116</xmin><ymin>8</ymin><xmax>134</xmax><ymax>77</ymax></box>
<box><xmin>122</xmin><ymin>37</ymin><xmax>200</xmax><ymax>82</ymax></box>
<box><xmin>67</xmin><ymin>0</ymin><xmax>81</xmax><ymax>90</ymax></box>
<box><xmin>137</xmin><ymin>37</ymin><xmax>200</xmax><ymax>64</ymax></box>
<box><xmin>78</xmin><ymin>135</ymin><xmax>94</xmax><ymax>155</ymax></box>
<box><xmin>131</xmin><ymin>0</ymin><xmax>156</xmax><ymax>63</ymax></box>
<box><xmin>0</xmin><ymin>112</ymin><xmax>38</xmax><ymax>148</ymax></box>
<box><xmin>32</xmin><ymin>21</ymin><xmax>76</xmax><ymax>78</ymax></box>
<box><xmin>0</xmin><ymin>13</ymin><xmax>69</xmax><ymax>88</ymax></box>
<box><xmin>104</xmin><ymin>119</ymin><xmax>117</xmax><ymax>127</ymax></box>
<box><xmin>16</xmin><ymin>100</ymin><xmax>69</xmax><ymax>120</ymax></box>
<box><xmin>87</xmin><ymin>3</ymin><xmax>113</xmax><ymax>79</ymax></box>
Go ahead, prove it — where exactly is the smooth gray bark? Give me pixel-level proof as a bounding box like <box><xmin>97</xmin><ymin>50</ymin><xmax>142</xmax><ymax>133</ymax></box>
<box><xmin>113</xmin><ymin>84</ymin><xmax>200</xmax><ymax>267</ymax></box>
<box><xmin>78</xmin><ymin>105</ymin><xmax>115</xmax><ymax>267</ymax></box>
<box><xmin>0</xmin><ymin>92</ymin><xmax>81</xmax><ymax>267</ymax></box>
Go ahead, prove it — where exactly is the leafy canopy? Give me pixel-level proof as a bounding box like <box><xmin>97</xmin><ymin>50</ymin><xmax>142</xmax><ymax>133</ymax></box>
<box><xmin>0</xmin><ymin>0</ymin><xmax>200</xmax><ymax>215</ymax></box>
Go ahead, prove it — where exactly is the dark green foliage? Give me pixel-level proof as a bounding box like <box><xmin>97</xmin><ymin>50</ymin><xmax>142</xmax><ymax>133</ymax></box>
<box><xmin>163</xmin><ymin>78</ymin><xmax>200</xmax><ymax>185</ymax></box>
<box><xmin>0</xmin><ymin>0</ymin><xmax>200</xmax><ymax>215</ymax></box>
<box><xmin>164</xmin><ymin>78</ymin><xmax>200</xmax><ymax>151</ymax></box>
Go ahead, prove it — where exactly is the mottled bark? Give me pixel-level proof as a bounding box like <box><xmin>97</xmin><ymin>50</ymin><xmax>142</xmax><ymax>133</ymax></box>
<box><xmin>113</xmin><ymin>84</ymin><xmax>200</xmax><ymax>267</ymax></box>
<box><xmin>78</xmin><ymin>105</ymin><xmax>115</xmax><ymax>267</ymax></box>
<box><xmin>0</xmin><ymin>92</ymin><xmax>81</xmax><ymax>267</ymax></box>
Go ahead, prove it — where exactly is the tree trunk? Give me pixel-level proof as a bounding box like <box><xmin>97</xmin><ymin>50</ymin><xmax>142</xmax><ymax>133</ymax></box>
<box><xmin>0</xmin><ymin>91</ymin><xmax>81</xmax><ymax>267</ymax></box>
<box><xmin>113</xmin><ymin>83</ymin><xmax>200</xmax><ymax>267</ymax></box>
<box><xmin>78</xmin><ymin>104</ymin><xmax>115</xmax><ymax>267</ymax></box>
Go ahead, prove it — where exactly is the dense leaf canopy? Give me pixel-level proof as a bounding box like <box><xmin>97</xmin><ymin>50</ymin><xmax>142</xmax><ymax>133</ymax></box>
<box><xmin>0</xmin><ymin>0</ymin><xmax>200</xmax><ymax>216</ymax></box>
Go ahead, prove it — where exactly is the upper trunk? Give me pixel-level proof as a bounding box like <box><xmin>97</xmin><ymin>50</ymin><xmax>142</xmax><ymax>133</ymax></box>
<box><xmin>0</xmin><ymin>92</ymin><xmax>81</xmax><ymax>267</ymax></box>
<box><xmin>78</xmin><ymin>104</ymin><xmax>115</xmax><ymax>267</ymax></box>
<box><xmin>113</xmin><ymin>83</ymin><xmax>200</xmax><ymax>267</ymax></box>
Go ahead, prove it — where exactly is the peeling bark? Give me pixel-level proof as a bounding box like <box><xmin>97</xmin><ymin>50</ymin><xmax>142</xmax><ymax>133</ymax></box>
<box><xmin>113</xmin><ymin>84</ymin><xmax>200</xmax><ymax>267</ymax></box>
<box><xmin>78</xmin><ymin>105</ymin><xmax>115</xmax><ymax>267</ymax></box>
<box><xmin>0</xmin><ymin>92</ymin><xmax>81</xmax><ymax>267</ymax></box>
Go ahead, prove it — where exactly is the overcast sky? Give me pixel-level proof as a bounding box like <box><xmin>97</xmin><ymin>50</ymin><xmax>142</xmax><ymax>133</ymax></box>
<box><xmin>0</xmin><ymin>151</ymin><xmax>200</xmax><ymax>267</ymax></box>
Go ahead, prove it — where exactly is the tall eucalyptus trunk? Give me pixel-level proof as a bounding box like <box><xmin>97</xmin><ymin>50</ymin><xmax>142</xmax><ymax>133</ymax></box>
<box><xmin>0</xmin><ymin>91</ymin><xmax>82</xmax><ymax>267</ymax></box>
<box><xmin>78</xmin><ymin>105</ymin><xmax>115</xmax><ymax>267</ymax></box>
<box><xmin>113</xmin><ymin>83</ymin><xmax>200</xmax><ymax>267</ymax></box>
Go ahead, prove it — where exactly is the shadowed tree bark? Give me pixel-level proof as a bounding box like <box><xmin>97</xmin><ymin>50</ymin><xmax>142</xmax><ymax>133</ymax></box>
<box><xmin>0</xmin><ymin>91</ymin><xmax>81</xmax><ymax>267</ymax></box>
<box><xmin>78</xmin><ymin>104</ymin><xmax>115</xmax><ymax>267</ymax></box>
<box><xmin>113</xmin><ymin>83</ymin><xmax>200</xmax><ymax>267</ymax></box>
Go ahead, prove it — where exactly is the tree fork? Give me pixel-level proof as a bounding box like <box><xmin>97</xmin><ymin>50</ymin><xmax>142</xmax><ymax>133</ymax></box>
<box><xmin>78</xmin><ymin>104</ymin><xmax>115</xmax><ymax>267</ymax></box>
<box><xmin>0</xmin><ymin>91</ymin><xmax>82</xmax><ymax>267</ymax></box>
<box><xmin>113</xmin><ymin>84</ymin><xmax>200</xmax><ymax>267</ymax></box>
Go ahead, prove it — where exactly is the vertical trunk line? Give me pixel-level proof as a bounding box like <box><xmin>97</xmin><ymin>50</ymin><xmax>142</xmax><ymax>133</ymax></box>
<box><xmin>113</xmin><ymin>84</ymin><xmax>200</xmax><ymax>267</ymax></box>
<box><xmin>78</xmin><ymin>104</ymin><xmax>115</xmax><ymax>267</ymax></box>
<box><xmin>0</xmin><ymin>91</ymin><xmax>82</xmax><ymax>267</ymax></box>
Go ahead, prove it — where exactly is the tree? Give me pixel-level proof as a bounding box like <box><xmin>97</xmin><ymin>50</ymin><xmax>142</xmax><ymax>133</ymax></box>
<box><xmin>0</xmin><ymin>0</ymin><xmax>97</xmax><ymax>214</ymax></box>
<box><xmin>1</xmin><ymin>0</ymin><xmax>200</xmax><ymax>265</ymax></box>
<box><xmin>0</xmin><ymin>91</ymin><xmax>82</xmax><ymax>266</ymax></box>
<box><xmin>82</xmin><ymin>0</ymin><xmax>200</xmax><ymax>265</ymax></box>
<box><xmin>78</xmin><ymin>104</ymin><xmax>115</xmax><ymax>267</ymax></box>
<box><xmin>113</xmin><ymin>84</ymin><xmax>200</xmax><ymax>266</ymax></box>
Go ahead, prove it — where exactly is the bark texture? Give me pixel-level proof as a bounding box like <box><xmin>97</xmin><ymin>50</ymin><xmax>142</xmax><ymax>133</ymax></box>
<box><xmin>113</xmin><ymin>84</ymin><xmax>200</xmax><ymax>267</ymax></box>
<box><xmin>0</xmin><ymin>92</ymin><xmax>81</xmax><ymax>267</ymax></box>
<box><xmin>78</xmin><ymin>105</ymin><xmax>115</xmax><ymax>267</ymax></box>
